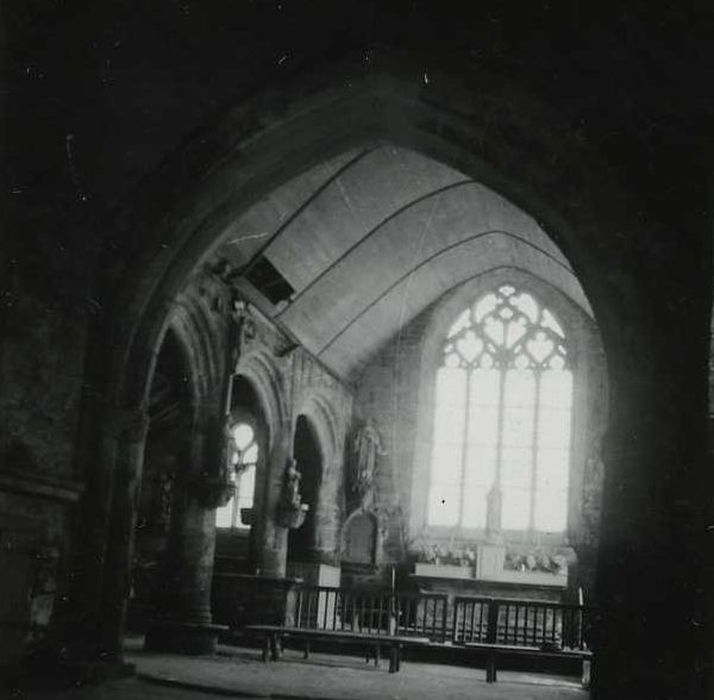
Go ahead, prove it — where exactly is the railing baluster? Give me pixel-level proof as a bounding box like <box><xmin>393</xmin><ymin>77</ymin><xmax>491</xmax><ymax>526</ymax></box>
<box><xmin>462</xmin><ymin>600</ymin><xmax>469</xmax><ymax>642</ymax></box>
<box><xmin>296</xmin><ymin>589</ymin><xmax>304</xmax><ymax>628</ymax></box>
<box><xmin>306</xmin><ymin>590</ymin><xmax>313</xmax><ymax>629</ymax></box>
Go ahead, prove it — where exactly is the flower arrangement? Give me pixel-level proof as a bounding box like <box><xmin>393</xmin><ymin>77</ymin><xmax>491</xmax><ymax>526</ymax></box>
<box><xmin>504</xmin><ymin>549</ymin><xmax>567</xmax><ymax>575</ymax></box>
<box><xmin>408</xmin><ymin>534</ymin><xmax>476</xmax><ymax>567</ymax></box>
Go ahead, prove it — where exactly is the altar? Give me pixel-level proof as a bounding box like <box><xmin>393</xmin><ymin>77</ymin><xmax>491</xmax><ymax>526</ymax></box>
<box><xmin>407</xmin><ymin>544</ymin><xmax>570</xmax><ymax>605</ymax></box>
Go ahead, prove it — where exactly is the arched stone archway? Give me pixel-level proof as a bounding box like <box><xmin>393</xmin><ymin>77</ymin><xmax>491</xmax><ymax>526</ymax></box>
<box><xmin>67</xmin><ymin>51</ymin><xmax>711</xmax><ymax>697</ymax></box>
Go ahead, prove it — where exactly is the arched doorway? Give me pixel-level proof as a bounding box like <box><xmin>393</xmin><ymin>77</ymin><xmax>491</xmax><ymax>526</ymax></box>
<box><xmin>287</xmin><ymin>415</ymin><xmax>323</xmax><ymax>567</ymax></box>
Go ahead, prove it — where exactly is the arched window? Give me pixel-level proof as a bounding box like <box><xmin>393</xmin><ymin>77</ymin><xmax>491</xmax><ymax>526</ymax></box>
<box><xmin>427</xmin><ymin>284</ymin><xmax>572</xmax><ymax>534</ymax></box>
<box><xmin>215</xmin><ymin>422</ymin><xmax>258</xmax><ymax>529</ymax></box>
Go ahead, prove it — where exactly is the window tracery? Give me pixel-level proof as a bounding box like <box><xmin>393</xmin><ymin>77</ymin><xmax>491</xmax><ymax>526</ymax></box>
<box><xmin>215</xmin><ymin>422</ymin><xmax>258</xmax><ymax>529</ymax></box>
<box><xmin>428</xmin><ymin>284</ymin><xmax>572</xmax><ymax>533</ymax></box>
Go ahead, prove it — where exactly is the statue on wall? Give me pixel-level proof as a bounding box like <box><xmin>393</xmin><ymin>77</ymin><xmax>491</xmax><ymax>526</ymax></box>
<box><xmin>283</xmin><ymin>457</ymin><xmax>303</xmax><ymax>510</ymax></box>
<box><xmin>228</xmin><ymin>299</ymin><xmax>256</xmax><ymax>374</ymax></box>
<box><xmin>278</xmin><ymin>457</ymin><xmax>310</xmax><ymax>529</ymax></box>
<box><xmin>351</xmin><ymin>418</ymin><xmax>387</xmax><ymax>502</ymax></box>
<box><xmin>213</xmin><ymin>298</ymin><xmax>255</xmax><ymax>491</ymax></box>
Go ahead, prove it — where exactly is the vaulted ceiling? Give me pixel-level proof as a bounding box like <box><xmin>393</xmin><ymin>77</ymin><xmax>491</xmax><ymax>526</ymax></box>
<box><xmin>211</xmin><ymin>144</ymin><xmax>591</xmax><ymax>381</ymax></box>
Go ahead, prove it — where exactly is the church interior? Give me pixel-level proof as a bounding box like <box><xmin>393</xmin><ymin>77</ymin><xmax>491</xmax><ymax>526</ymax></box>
<box><xmin>2</xmin><ymin>3</ymin><xmax>713</xmax><ymax>699</ymax></box>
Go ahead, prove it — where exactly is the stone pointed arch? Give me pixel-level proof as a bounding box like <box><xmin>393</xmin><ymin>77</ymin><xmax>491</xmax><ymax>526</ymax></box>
<box><xmin>235</xmin><ymin>349</ymin><xmax>287</xmax><ymax>453</ymax></box>
<box><xmin>91</xmin><ymin>49</ymin><xmax>645</xmax><ymax>419</ymax></box>
<box><xmin>293</xmin><ymin>392</ymin><xmax>346</xmax><ymax>562</ymax></box>
<box><xmin>73</xmin><ymin>48</ymin><xmax>679</xmax><ymax>692</ymax></box>
<box><xmin>296</xmin><ymin>392</ymin><xmax>343</xmax><ymax>469</ymax></box>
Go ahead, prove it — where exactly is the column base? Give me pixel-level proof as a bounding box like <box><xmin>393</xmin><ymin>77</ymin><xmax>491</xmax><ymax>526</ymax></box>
<box><xmin>144</xmin><ymin>621</ymin><xmax>228</xmax><ymax>655</ymax></box>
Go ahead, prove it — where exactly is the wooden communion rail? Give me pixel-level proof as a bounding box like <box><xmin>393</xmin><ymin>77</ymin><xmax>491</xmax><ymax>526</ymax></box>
<box><xmin>244</xmin><ymin>585</ymin><xmax>594</xmax><ymax>682</ymax></box>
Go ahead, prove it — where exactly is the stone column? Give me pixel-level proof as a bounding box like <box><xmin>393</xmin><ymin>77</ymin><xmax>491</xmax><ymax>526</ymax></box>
<box><xmin>145</xmin><ymin>416</ymin><xmax>230</xmax><ymax>654</ymax></box>
<box><xmin>34</xmin><ymin>404</ymin><xmax>149</xmax><ymax>682</ymax></box>
<box><xmin>592</xmin><ymin>370</ymin><xmax>712</xmax><ymax>700</ymax></box>
<box><xmin>97</xmin><ymin>406</ymin><xmax>151</xmax><ymax>663</ymax></box>
<box><xmin>253</xmin><ymin>427</ymin><xmax>291</xmax><ymax>578</ymax></box>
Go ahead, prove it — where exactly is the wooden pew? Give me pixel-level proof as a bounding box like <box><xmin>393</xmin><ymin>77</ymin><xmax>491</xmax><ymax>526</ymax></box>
<box><xmin>452</xmin><ymin>595</ymin><xmax>593</xmax><ymax>683</ymax></box>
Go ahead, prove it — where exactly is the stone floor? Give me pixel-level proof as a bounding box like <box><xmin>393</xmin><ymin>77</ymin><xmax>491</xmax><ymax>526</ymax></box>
<box><xmin>12</xmin><ymin>638</ymin><xmax>589</xmax><ymax>700</ymax></box>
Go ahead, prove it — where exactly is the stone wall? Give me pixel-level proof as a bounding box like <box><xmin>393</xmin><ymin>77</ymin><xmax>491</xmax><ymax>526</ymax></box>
<box><xmin>0</xmin><ymin>291</ymin><xmax>88</xmax><ymax>668</ymax></box>
<box><xmin>353</xmin><ymin>268</ymin><xmax>608</xmax><ymax>600</ymax></box>
<box><xmin>172</xmin><ymin>271</ymin><xmax>355</xmax><ymax>576</ymax></box>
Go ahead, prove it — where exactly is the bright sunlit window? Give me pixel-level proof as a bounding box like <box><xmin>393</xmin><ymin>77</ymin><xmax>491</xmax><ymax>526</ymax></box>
<box><xmin>427</xmin><ymin>285</ymin><xmax>572</xmax><ymax>533</ymax></box>
<box><xmin>215</xmin><ymin>422</ymin><xmax>258</xmax><ymax>529</ymax></box>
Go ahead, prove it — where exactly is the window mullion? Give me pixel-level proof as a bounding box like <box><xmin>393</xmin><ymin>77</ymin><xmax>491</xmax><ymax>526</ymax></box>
<box><xmin>529</xmin><ymin>371</ymin><xmax>543</xmax><ymax>532</ymax></box>
<box><xmin>232</xmin><ymin>481</ymin><xmax>239</xmax><ymax>528</ymax></box>
<box><xmin>490</xmin><ymin>364</ymin><xmax>507</xmax><ymax>534</ymax></box>
<box><xmin>494</xmin><ymin>367</ymin><xmax>507</xmax><ymax>488</ymax></box>
<box><xmin>458</xmin><ymin>367</ymin><xmax>472</xmax><ymax>528</ymax></box>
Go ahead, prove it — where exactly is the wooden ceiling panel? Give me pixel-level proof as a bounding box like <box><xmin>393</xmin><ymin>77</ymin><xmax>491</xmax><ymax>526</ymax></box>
<box><xmin>210</xmin><ymin>144</ymin><xmax>590</xmax><ymax>380</ymax></box>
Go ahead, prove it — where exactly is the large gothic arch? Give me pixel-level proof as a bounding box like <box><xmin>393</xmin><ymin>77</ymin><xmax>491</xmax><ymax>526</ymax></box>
<box><xmin>67</xmin><ymin>50</ymin><xmax>710</xmax><ymax>698</ymax></box>
<box><xmin>90</xmin><ymin>52</ymin><xmax>646</xmax><ymax>415</ymax></box>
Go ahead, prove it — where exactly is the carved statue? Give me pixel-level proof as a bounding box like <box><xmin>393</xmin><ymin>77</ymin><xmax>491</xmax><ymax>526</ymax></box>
<box><xmin>214</xmin><ymin>298</ymin><xmax>255</xmax><ymax>487</ymax></box>
<box><xmin>228</xmin><ymin>299</ymin><xmax>256</xmax><ymax>374</ymax></box>
<box><xmin>283</xmin><ymin>458</ymin><xmax>303</xmax><ymax>510</ymax></box>
<box><xmin>351</xmin><ymin>418</ymin><xmax>387</xmax><ymax>501</ymax></box>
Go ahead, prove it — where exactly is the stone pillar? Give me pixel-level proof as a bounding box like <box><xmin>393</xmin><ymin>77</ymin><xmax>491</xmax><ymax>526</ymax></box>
<box><xmin>592</xmin><ymin>371</ymin><xmax>712</xmax><ymax>700</ymax></box>
<box><xmin>98</xmin><ymin>406</ymin><xmax>151</xmax><ymax>663</ymax></box>
<box><xmin>145</xmin><ymin>417</ymin><xmax>230</xmax><ymax>654</ymax></box>
<box><xmin>253</xmin><ymin>427</ymin><xmax>291</xmax><ymax>578</ymax></box>
<box><xmin>30</xmin><ymin>404</ymin><xmax>149</xmax><ymax>683</ymax></box>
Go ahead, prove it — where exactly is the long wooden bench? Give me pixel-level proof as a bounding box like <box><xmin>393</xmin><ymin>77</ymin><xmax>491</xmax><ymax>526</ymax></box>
<box><xmin>245</xmin><ymin>624</ymin><xmax>431</xmax><ymax>672</ymax></box>
<box><xmin>242</xmin><ymin>585</ymin><xmax>594</xmax><ymax>683</ymax></box>
<box><xmin>452</xmin><ymin>595</ymin><xmax>593</xmax><ymax>683</ymax></box>
<box><xmin>460</xmin><ymin>641</ymin><xmax>592</xmax><ymax>683</ymax></box>
<box><xmin>245</xmin><ymin>587</ymin><xmax>447</xmax><ymax>672</ymax></box>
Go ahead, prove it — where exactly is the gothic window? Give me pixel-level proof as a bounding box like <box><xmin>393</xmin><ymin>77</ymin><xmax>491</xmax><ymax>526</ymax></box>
<box><xmin>215</xmin><ymin>422</ymin><xmax>258</xmax><ymax>529</ymax></box>
<box><xmin>427</xmin><ymin>284</ymin><xmax>572</xmax><ymax>533</ymax></box>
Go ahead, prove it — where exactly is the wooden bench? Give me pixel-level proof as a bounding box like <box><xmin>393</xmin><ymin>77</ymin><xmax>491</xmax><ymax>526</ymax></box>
<box><xmin>460</xmin><ymin>641</ymin><xmax>592</xmax><ymax>683</ymax></box>
<box><xmin>452</xmin><ymin>595</ymin><xmax>593</xmax><ymax>684</ymax></box>
<box><xmin>244</xmin><ymin>587</ymin><xmax>446</xmax><ymax>673</ymax></box>
<box><xmin>245</xmin><ymin>624</ymin><xmax>431</xmax><ymax>672</ymax></box>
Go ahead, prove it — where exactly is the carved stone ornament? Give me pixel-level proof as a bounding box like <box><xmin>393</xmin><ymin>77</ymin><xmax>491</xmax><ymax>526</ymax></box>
<box><xmin>229</xmin><ymin>300</ymin><xmax>256</xmax><ymax>373</ymax></box>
